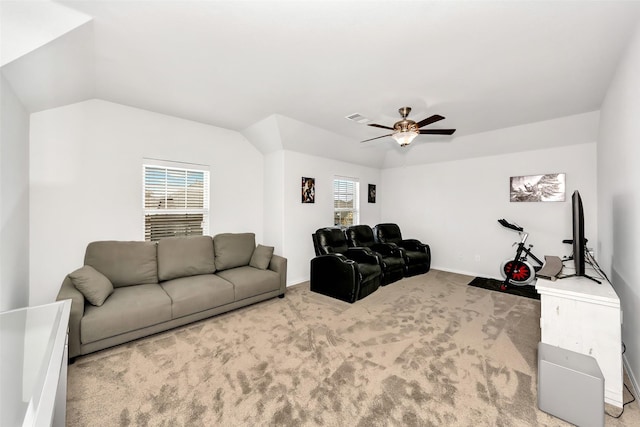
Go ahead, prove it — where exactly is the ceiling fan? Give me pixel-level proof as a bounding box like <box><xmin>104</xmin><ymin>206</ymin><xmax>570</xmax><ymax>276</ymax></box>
<box><xmin>362</xmin><ymin>107</ymin><xmax>456</xmax><ymax>147</ymax></box>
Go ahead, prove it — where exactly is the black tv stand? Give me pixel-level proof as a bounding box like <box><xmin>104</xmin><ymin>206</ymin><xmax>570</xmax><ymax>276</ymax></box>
<box><xmin>560</xmin><ymin>251</ymin><xmax>604</xmax><ymax>284</ymax></box>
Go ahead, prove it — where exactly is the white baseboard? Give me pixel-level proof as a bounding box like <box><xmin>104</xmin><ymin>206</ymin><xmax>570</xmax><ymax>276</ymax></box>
<box><xmin>287</xmin><ymin>276</ymin><xmax>309</xmax><ymax>287</ymax></box>
<box><xmin>299</xmin><ymin>266</ymin><xmax>510</xmax><ymax>288</ymax></box>
<box><xmin>623</xmin><ymin>353</ymin><xmax>640</xmax><ymax>409</ymax></box>
<box><xmin>432</xmin><ymin>265</ymin><xmax>503</xmax><ymax>281</ymax></box>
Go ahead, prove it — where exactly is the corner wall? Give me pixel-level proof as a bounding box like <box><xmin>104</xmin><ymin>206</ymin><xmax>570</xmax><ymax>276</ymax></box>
<box><xmin>381</xmin><ymin>115</ymin><xmax>598</xmax><ymax>279</ymax></box>
<box><xmin>0</xmin><ymin>74</ymin><xmax>30</xmax><ymax>311</ymax></box>
<box><xmin>281</xmin><ymin>150</ymin><xmax>381</xmax><ymax>285</ymax></box>
<box><xmin>244</xmin><ymin>116</ymin><xmax>384</xmax><ymax>286</ymax></box>
<box><xmin>29</xmin><ymin>99</ymin><xmax>264</xmax><ymax>305</ymax></box>
<box><xmin>598</xmin><ymin>22</ymin><xmax>640</xmax><ymax>395</ymax></box>
<box><xmin>263</xmin><ymin>150</ymin><xmax>285</xmax><ymax>254</ymax></box>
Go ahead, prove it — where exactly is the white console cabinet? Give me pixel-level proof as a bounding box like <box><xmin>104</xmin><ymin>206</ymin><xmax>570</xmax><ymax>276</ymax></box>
<box><xmin>536</xmin><ymin>276</ymin><xmax>622</xmax><ymax>407</ymax></box>
<box><xmin>0</xmin><ymin>300</ymin><xmax>71</xmax><ymax>426</ymax></box>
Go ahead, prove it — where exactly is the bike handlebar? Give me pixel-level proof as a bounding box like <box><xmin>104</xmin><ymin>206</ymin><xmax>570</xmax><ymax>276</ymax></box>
<box><xmin>498</xmin><ymin>218</ymin><xmax>524</xmax><ymax>232</ymax></box>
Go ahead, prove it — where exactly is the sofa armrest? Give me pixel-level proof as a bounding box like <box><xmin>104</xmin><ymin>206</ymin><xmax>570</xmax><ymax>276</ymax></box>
<box><xmin>269</xmin><ymin>254</ymin><xmax>288</xmax><ymax>294</ymax></box>
<box><xmin>56</xmin><ymin>276</ymin><xmax>85</xmax><ymax>359</ymax></box>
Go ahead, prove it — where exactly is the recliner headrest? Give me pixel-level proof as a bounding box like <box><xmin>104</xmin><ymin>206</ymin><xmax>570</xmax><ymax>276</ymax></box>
<box><xmin>346</xmin><ymin>225</ymin><xmax>375</xmax><ymax>247</ymax></box>
<box><xmin>374</xmin><ymin>223</ymin><xmax>402</xmax><ymax>244</ymax></box>
<box><xmin>315</xmin><ymin>227</ymin><xmax>349</xmax><ymax>254</ymax></box>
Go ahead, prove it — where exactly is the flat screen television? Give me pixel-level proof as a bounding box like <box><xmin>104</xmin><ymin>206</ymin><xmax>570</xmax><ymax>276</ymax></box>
<box><xmin>572</xmin><ymin>190</ymin><xmax>586</xmax><ymax>276</ymax></box>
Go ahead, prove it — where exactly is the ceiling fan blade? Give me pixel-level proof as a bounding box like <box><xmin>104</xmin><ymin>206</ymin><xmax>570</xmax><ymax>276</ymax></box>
<box><xmin>416</xmin><ymin>114</ymin><xmax>445</xmax><ymax>128</ymax></box>
<box><xmin>419</xmin><ymin>129</ymin><xmax>456</xmax><ymax>135</ymax></box>
<box><xmin>361</xmin><ymin>133</ymin><xmax>393</xmax><ymax>143</ymax></box>
<box><xmin>367</xmin><ymin>123</ymin><xmax>394</xmax><ymax>130</ymax></box>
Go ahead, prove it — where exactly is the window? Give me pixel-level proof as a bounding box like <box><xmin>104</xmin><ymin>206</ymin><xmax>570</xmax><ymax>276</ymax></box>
<box><xmin>143</xmin><ymin>162</ymin><xmax>210</xmax><ymax>241</ymax></box>
<box><xmin>334</xmin><ymin>176</ymin><xmax>359</xmax><ymax>226</ymax></box>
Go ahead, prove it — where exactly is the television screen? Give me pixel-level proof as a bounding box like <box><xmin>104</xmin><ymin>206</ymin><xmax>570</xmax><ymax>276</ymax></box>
<box><xmin>572</xmin><ymin>190</ymin><xmax>586</xmax><ymax>276</ymax></box>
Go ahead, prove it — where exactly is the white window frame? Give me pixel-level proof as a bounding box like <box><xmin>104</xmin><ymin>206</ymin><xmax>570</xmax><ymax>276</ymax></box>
<box><xmin>333</xmin><ymin>176</ymin><xmax>360</xmax><ymax>227</ymax></box>
<box><xmin>142</xmin><ymin>159</ymin><xmax>210</xmax><ymax>241</ymax></box>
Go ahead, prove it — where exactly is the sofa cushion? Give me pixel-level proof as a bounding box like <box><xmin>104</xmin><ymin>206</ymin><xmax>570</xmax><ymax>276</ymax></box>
<box><xmin>213</xmin><ymin>233</ymin><xmax>255</xmax><ymax>271</ymax></box>
<box><xmin>80</xmin><ymin>284</ymin><xmax>172</xmax><ymax>344</ymax></box>
<box><xmin>249</xmin><ymin>244</ymin><xmax>274</xmax><ymax>270</ymax></box>
<box><xmin>215</xmin><ymin>266</ymin><xmax>280</xmax><ymax>301</ymax></box>
<box><xmin>157</xmin><ymin>236</ymin><xmax>215</xmax><ymax>281</ymax></box>
<box><xmin>84</xmin><ymin>241</ymin><xmax>158</xmax><ymax>287</ymax></box>
<box><xmin>161</xmin><ymin>274</ymin><xmax>235</xmax><ymax>319</ymax></box>
<box><xmin>69</xmin><ymin>265</ymin><xmax>114</xmax><ymax>307</ymax></box>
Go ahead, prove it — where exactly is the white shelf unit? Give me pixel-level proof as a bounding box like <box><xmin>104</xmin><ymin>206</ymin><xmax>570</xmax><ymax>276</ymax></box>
<box><xmin>0</xmin><ymin>300</ymin><xmax>71</xmax><ymax>426</ymax></box>
<box><xmin>536</xmin><ymin>276</ymin><xmax>623</xmax><ymax>407</ymax></box>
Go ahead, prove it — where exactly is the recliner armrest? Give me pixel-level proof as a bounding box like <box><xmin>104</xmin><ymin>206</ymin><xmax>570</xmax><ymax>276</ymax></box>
<box><xmin>371</xmin><ymin>242</ymin><xmax>403</xmax><ymax>257</ymax></box>
<box><xmin>399</xmin><ymin>239</ymin><xmax>428</xmax><ymax>253</ymax></box>
<box><xmin>310</xmin><ymin>254</ymin><xmax>361</xmax><ymax>303</ymax></box>
<box><xmin>345</xmin><ymin>247</ymin><xmax>380</xmax><ymax>265</ymax></box>
<box><xmin>311</xmin><ymin>253</ymin><xmax>354</xmax><ymax>268</ymax></box>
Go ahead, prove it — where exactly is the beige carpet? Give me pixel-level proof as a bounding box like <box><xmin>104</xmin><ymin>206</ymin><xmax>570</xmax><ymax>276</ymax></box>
<box><xmin>67</xmin><ymin>270</ymin><xmax>639</xmax><ymax>426</ymax></box>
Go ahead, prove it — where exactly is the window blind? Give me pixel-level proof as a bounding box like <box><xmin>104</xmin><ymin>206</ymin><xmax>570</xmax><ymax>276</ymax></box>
<box><xmin>333</xmin><ymin>176</ymin><xmax>359</xmax><ymax>226</ymax></box>
<box><xmin>143</xmin><ymin>164</ymin><xmax>210</xmax><ymax>241</ymax></box>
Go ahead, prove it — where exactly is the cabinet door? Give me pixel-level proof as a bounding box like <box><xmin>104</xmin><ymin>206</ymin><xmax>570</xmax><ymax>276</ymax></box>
<box><xmin>540</xmin><ymin>293</ymin><xmax>622</xmax><ymax>407</ymax></box>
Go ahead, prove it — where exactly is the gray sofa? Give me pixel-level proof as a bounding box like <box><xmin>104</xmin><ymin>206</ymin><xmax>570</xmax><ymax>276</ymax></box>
<box><xmin>56</xmin><ymin>233</ymin><xmax>287</xmax><ymax>359</ymax></box>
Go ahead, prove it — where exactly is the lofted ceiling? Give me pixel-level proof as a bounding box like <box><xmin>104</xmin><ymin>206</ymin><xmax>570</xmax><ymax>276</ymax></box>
<box><xmin>2</xmin><ymin>0</ymin><xmax>640</xmax><ymax>167</ymax></box>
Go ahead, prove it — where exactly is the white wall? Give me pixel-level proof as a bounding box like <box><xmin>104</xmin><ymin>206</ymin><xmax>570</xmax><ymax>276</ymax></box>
<box><xmin>281</xmin><ymin>150</ymin><xmax>381</xmax><ymax>285</ymax></box>
<box><xmin>0</xmin><ymin>74</ymin><xmax>30</xmax><ymax>311</ymax></box>
<box><xmin>383</xmin><ymin>111</ymin><xmax>600</xmax><ymax>168</ymax></box>
<box><xmin>263</xmin><ymin>150</ymin><xmax>285</xmax><ymax>254</ymax></box>
<box><xmin>381</xmin><ymin>116</ymin><xmax>598</xmax><ymax>279</ymax></box>
<box><xmin>245</xmin><ymin>117</ymin><xmax>384</xmax><ymax>286</ymax></box>
<box><xmin>29</xmin><ymin>99</ymin><xmax>264</xmax><ymax>305</ymax></box>
<box><xmin>598</xmin><ymin>22</ymin><xmax>640</xmax><ymax>394</ymax></box>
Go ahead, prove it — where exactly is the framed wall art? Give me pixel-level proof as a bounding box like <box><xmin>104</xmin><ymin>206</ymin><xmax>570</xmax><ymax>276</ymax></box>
<box><xmin>510</xmin><ymin>173</ymin><xmax>565</xmax><ymax>202</ymax></box>
<box><xmin>302</xmin><ymin>177</ymin><xmax>315</xmax><ymax>203</ymax></box>
<box><xmin>368</xmin><ymin>184</ymin><xmax>376</xmax><ymax>203</ymax></box>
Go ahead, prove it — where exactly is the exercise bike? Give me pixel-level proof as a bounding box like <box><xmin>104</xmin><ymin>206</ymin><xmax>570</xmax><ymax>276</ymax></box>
<box><xmin>498</xmin><ymin>219</ymin><xmax>544</xmax><ymax>290</ymax></box>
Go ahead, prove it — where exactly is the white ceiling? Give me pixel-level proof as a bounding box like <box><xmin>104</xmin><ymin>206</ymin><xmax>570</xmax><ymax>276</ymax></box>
<box><xmin>3</xmin><ymin>0</ymin><xmax>640</xmax><ymax>165</ymax></box>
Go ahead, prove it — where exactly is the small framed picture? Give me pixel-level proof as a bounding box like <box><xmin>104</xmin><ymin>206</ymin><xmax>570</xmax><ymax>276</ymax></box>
<box><xmin>368</xmin><ymin>184</ymin><xmax>376</xmax><ymax>203</ymax></box>
<box><xmin>302</xmin><ymin>177</ymin><xmax>315</xmax><ymax>203</ymax></box>
<box><xmin>510</xmin><ymin>173</ymin><xmax>565</xmax><ymax>202</ymax></box>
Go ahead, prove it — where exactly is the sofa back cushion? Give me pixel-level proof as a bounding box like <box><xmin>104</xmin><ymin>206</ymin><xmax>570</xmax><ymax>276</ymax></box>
<box><xmin>213</xmin><ymin>233</ymin><xmax>255</xmax><ymax>271</ymax></box>
<box><xmin>84</xmin><ymin>241</ymin><xmax>158</xmax><ymax>287</ymax></box>
<box><xmin>157</xmin><ymin>236</ymin><xmax>216</xmax><ymax>281</ymax></box>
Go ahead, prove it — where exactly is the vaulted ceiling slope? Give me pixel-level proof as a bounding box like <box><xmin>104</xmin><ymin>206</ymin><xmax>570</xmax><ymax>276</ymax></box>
<box><xmin>0</xmin><ymin>0</ymin><xmax>91</xmax><ymax>66</ymax></box>
<box><xmin>2</xmin><ymin>1</ymin><xmax>640</xmax><ymax>166</ymax></box>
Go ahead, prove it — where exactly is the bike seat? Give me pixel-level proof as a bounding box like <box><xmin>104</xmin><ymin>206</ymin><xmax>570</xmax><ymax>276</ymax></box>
<box><xmin>498</xmin><ymin>219</ymin><xmax>523</xmax><ymax>232</ymax></box>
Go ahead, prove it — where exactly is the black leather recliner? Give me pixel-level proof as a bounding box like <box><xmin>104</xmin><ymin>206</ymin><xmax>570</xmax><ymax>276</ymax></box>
<box><xmin>310</xmin><ymin>228</ymin><xmax>382</xmax><ymax>303</ymax></box>
<box><xmin>345</xmin><ymin>225</ymin><xmax>405</xmax><ymax>285</ymax></box>
<box><xmin>374</xmin><ymin>223</ymin><xmax>431</xmax><ymax>276</ymax></box>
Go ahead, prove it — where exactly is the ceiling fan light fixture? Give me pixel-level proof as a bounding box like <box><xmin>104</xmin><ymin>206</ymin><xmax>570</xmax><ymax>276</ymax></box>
<box><xmin>360</xmin><ymin>106</ymin><xmax>455</xmax><ymax>145</ymax></box>
<box><xmin>392</xmin><ymin>130</ymin><xmax>419</xmax><ymax>147</ymax></box>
